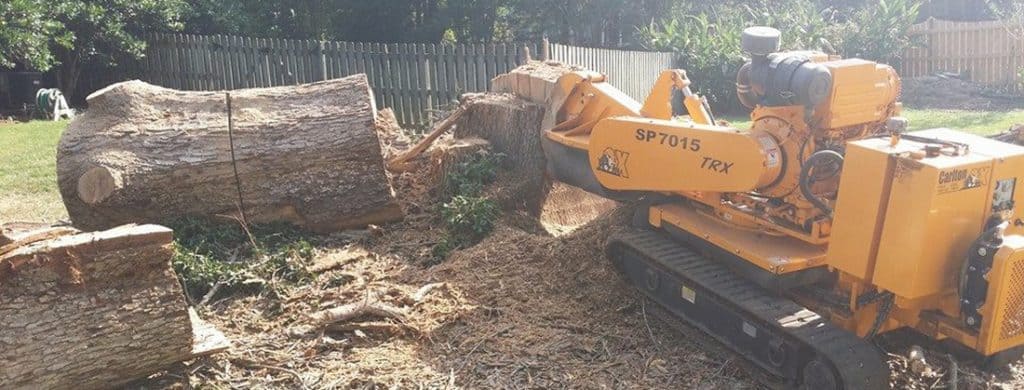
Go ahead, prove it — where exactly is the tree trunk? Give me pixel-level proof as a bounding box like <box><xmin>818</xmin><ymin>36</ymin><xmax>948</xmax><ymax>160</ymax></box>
<box><xmin>57</xmin><ymin>74</ymin><xmax>403</xmax><ymax>232</ymax></box>
<box><xmin>0</xmin><ymin>224</ymin><xmax>206</xmax><ymax>390</ymax></box>
<box><xmin>454</xmin><ymin>92</ymin><xmax>618</xmax><ymax>236</ymax></box>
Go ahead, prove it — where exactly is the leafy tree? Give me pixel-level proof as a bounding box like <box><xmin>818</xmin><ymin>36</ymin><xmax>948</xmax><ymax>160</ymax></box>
<box><xmin>45</xmin><ymin>0</ymin><xmax>187</xmax><ymax>96</ymax></box>
<box><xmin>0</xmin><ymin>0</ymin><xmax>70</xmax><ymax>70</ymax></box>
<box><xmin>839</xmin><ymin>0</ymin><xmax>922</xmax><ymax>66</ymax></box>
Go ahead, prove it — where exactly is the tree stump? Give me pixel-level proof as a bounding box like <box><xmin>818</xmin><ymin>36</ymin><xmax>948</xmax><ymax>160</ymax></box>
<box><xmin>57</xmin><ymin>75</ymin><xmax>403</xmax><ymax>232</ymax></box>
<box><xmin>454</xmin><ymin>92</ymin><xmax>617</xmax><ymax>235</ymax></box>
<box><xmin>0</xmin><ymin>224</ymin><xmax>225</xmax><ymax>390</ymax></box>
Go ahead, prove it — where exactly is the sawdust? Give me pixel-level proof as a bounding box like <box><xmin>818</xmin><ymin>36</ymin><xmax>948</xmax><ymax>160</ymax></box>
<box><xmin>126</xmin><ymin>82</ymin><xmax>1024</xmax><ymax>390</ymax></box>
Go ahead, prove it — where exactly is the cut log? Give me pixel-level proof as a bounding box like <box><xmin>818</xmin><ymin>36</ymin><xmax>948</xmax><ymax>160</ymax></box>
<box><xmin>0</xmin><ymin>224</ymin><xmax>222</xmax><ymax>390</ymax></box>
<box><xmin>57</xmin><ymin>75</ymin><xmax>403</xmax><ymax>232</ymax></box>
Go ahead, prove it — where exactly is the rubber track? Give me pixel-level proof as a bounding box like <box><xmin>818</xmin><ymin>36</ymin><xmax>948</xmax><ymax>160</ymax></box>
<box><xmin>608</xmin><ymin>229</ymin><xmax>890</xmax><ymax>389</ymax></box>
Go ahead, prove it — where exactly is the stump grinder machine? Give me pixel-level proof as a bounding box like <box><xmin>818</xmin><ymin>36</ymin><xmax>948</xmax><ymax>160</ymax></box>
<box><xmin>521</xmin><ymin>27</ymin><xmax>1024</xmax><ymax>388</ymax></box>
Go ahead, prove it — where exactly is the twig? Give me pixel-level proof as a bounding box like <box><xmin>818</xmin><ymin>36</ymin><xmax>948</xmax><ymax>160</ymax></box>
<box><xmin>456</xmin><ymin>325</ymin><xmax>514</xmax><ymax>373</ymax></box>
<box><xmin>412</xmin><ymin>282</ymin><xmax>447</xmax><ymax>303</ymax></box>
<box><xmin>640</xmin><ymin>298</ymin><xmax>661</xmax><ymax>347</ymax></box>
<box><xmin>200</xmin><ymin>281</ymin><xmax>226</xmax><ymax>306</ymax></box>
<box><xmin>231</xmin><ymin>358</ymin><xmax>309</xmax><ymax>390</ymax></box>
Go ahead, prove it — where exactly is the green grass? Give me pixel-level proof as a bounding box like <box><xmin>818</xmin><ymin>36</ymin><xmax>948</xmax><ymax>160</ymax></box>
<box><xmin>0</xmin><ymin>120</ymin><xmax>68</xmax><ymax>222</ymax></box>
<box><xmin>722</xmin><ymin>109</ymin><xmax>1024</xmax><ymax>136</ymax></box>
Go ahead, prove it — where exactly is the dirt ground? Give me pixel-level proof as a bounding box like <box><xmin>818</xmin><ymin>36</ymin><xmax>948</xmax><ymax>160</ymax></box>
<box><xmin>128</xmin><ymin>155</ymin><xmax>1023</xmax><ymax>390</ymax></box>
<box><xmin>901</xmin><ymin>74</ymin><xmax>1024</xmax><ymax>111</ymax></box>
<box><xmin>125</xmin><ymin>101</ymin><xmax>1024</xmax><ymax>389</ymax></box>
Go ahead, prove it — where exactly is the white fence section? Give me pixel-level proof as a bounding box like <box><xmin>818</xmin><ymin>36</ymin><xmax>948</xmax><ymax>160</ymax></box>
<box><xmin>548</xmin><ymin>43</ymin><xmax>676</xmax><ymax>102</ymax></box>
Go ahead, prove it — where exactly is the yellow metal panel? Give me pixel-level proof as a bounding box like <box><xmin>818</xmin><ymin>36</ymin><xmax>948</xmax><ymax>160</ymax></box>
<box><xmin>586</xmin><ymin>117</ymin><xmax>780</xmax><ymax>193</ymax></box>
<box><xmin>872</xmin><ymin>155</ymin><xmax>992</xmax><ymax>299</ymax></box>
<box><xmin>980</xmin><ymin>237</ymin><xmax>1024</xmax><ymax>355</ymax></box>
<box><xmin>820</xmin><ymin>59</ymin><xmax>899</xmax><ymax>129</ymax></box>
<box><xmin>654</xmin><ymin>203</ymin><xmax>827</xmax><ymax>274</ymax></box>
<box><xmin>827</xmin><ymin>138</ymin><xmax>903</xmax><ymax>281</ymax></box>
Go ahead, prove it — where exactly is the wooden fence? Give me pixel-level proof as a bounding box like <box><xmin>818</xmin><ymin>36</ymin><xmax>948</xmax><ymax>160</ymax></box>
<box><xmin>143</xmin><ymin>33</ymin><xmax>541</xmax><ymax>126</ymax></box>
<box><xmin>548</xmin><ymin>43</ymin><xmax>675</xmax><ymax>102</ymax></box>
<box><xmin>139</xmin><ymin>33</ymin><xmax>681</xmax><ymax>127</ymax></box>
<box><xmin>901</xmin><ymin>19</ymin><xmax>1024</xmax><ymax>91</ymax></box>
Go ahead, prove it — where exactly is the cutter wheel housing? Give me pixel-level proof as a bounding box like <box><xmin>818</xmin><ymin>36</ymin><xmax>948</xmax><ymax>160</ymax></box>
<box><xmin>607</xmin><ymin>229</ymin><xmax>890</xmax><ymax>389</ymax></box>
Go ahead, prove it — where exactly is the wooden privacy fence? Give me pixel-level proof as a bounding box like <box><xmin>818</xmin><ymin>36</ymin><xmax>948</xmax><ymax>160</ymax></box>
<box><xmin>143</xmin><ymin>33</ymin><xmax>541</xmax><ymax>126</ymax></box>
<box><xmin>140</xmin><ymin>33</ymin><xmax>681</xmax><ymax>127</ymax></box>
<box><xmin>548</xmin><ymin>43</ymin><xmax>675</xmax><ymax>102</ymax></box>
<box><xmin>901</xmin><ymin>19</ymin><xmax>1024</xmax><ymax>91</ymax></box>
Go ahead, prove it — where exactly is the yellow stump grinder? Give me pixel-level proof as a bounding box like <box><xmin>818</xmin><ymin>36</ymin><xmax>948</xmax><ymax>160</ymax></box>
<box><xmin>513</xmin><ymin>27</ymin><xmax>1024</xmax><ymax>388</ymax></box>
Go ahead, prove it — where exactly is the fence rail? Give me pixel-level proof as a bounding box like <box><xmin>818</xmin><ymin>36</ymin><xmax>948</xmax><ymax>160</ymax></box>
<box><xmin>901</xmin><ymin>19</ymin><xmax>1023</xmax><ymax>91</ymax></box>
<box><xmin>143</xmin><ymin>33</ymin><xmax>541</xmax><ymax>126</ymax></box>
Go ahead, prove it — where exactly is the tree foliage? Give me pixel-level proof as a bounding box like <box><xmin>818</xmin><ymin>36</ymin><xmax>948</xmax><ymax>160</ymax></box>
<box><xmin>49</xmin><ymin>0</ymin><xmax>188</xmax><ymax>94</ymax></box>
<box><xmin>638</xmin><ymin>0</ymin><xmax>923</xmax><ymax>111</ymax></box>
<box><xmin>0</xmin><ymin>0</ymin><xmax>69</xmax><ymax>70</ymax></box>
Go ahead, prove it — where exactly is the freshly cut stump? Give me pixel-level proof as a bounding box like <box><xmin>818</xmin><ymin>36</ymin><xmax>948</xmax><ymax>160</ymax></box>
<box><xmin>0</xmin><ymin>224</ymin><xmax>226</xmax><ymax>390</ymax></box>
<box><xmin>455</xmin><ymin>92</ymin><xmax>617</xmax><ymax>235</ymax></box>
<box><xmin>58</xmin><ymin>75</ymin><xmax>402</xmax><ymax>232</ymax></box>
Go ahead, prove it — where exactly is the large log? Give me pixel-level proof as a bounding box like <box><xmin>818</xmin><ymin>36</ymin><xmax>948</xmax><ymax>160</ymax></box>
<box><xmin>0</xmin><ymin>224</ymin><xmax>224</xmax><ymax>390</ymax></box>
<box><xmin>58</xmin><ymin>75</ymin><xmax>403</xmax><ymax>232</ymax></box>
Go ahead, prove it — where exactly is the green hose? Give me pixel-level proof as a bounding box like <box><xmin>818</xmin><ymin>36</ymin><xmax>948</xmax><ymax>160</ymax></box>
<box><xmin>35</xmin><ymin>88</ymin><xmax>62</xmax><ymax>113</ymax></box>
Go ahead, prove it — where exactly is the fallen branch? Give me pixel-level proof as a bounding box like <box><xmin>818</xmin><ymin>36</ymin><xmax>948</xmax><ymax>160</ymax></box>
<box><xmin>308</xmin><ymin>294</ymin><xmax>408</xmax><ymax>326</ymax></box>
<box><xmin>387</xmin><ymin>106</ymin><xmax>467</xmax><ymax>172</ymax></box>
<box><xmin>412</xmin><ymin>282</ymin><xmax>447</xmax><ymax>303</ymax></box>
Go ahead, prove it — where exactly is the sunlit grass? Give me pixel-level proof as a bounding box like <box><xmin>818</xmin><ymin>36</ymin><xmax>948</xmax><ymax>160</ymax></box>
<box><xmin>722</xmin><ymin>109</ymin><xmax>1024</xmax><ymax>136</ymax></box>
<box><xmin>0</xmin><ymin>120</ymin><xmax>68</xmax><ymax>222</ymax></box>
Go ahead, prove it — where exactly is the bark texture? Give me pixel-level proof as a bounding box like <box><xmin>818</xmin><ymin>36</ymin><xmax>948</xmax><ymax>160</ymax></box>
<box><xmin>0</xmin><ymin>224</ymin><xmax>193</xmax><ymax>390</ymax></box>
<box><xmin>454</xmin><ymin>92</ymin><xmax>617</xmax><ymax>235</ymax></box>
<box><xmin>58</xmin><ymin>75</ymin><xmax>402</xmax><ymax>232</ymax></box>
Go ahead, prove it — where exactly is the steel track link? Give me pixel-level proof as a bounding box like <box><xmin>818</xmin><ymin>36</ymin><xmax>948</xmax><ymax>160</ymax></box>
<box><xmin>607</xmin><ymin>228</ymin><xmax>890</xmax><ymax>389</ymax></box>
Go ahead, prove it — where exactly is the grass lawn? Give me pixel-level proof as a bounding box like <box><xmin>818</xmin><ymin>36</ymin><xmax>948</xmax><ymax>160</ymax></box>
<box><xmin>723</xmin><ymin>109</ymin><xmax>1024</xmax><ymax>136</ymax></box>
<box><xmin>1</xmin><ymin>109</ymin><xmax>1022</xmax><ymax>223</ymax></box>
<box><xmin>0</xmin><ymin>120</ymin><xmax>68</xmax><ymax>223</ymax></box>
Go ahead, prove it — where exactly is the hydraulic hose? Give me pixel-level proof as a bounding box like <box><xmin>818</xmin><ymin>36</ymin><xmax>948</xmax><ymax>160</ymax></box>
<box><xmin>800</xmin><ymin>149</ymin><xmax>843</xmax><ymax>216</ymax></box>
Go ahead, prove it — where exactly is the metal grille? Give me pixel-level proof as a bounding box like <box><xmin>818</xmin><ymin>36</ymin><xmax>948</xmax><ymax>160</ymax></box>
<box><xmin>999</xmin><ymin>258</ymin><xmax>1024</xmax><ymax>341</ymax></box>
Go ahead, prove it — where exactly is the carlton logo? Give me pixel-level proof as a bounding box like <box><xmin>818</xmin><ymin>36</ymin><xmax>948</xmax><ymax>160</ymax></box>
<box><xmin>939</xmin><ymin>169</ymin><xmax>968</xmax><ymax>184</ymax></box>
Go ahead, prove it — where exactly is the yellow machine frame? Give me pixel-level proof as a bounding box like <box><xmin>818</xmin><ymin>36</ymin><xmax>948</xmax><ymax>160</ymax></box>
<box><xmin>538</xmin><ymin>59</ymin><xmax>1024</xmax><ymax>358</ymax></box>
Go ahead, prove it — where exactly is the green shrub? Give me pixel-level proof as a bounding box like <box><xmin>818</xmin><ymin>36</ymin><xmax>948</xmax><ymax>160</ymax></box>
<box><xmin>446</xmin><ymin>151</ymin><xmax>502</xmax><ymax>197</ymax></box>
<box><xmin>430</xmin><ymin>152</ymin><xmax>504</xmax><ymax>261</ymax></box>
<box><xmin>638</xmin><ymin>0</ymin><xmax>922</xmax><ymax>112</ymax></box>
<box><xmin>838</xmin><ymin>0</ymin><xmax>923</xmax><ymax>67</ymax></box>
<box><xmin>441</xmin><ymin>195</ymin><xmax>500</xmax><ymax>240</ymax></box>
<box><xmin>168</xmin><ymin>217</ymin><xmax>315</xmax><ymax>302</ymax></box>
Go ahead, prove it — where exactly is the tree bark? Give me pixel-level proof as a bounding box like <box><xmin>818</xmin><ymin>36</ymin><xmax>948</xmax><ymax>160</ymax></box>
<box><xmin>57</xmin><ymin>74</ymin><xmax>402</xmax><ymax>232</ymax></box>
<box><xmin>458</xmin><ymin>62</ymin><xmax>619</xmax><ymax>235</ymax></box>
<box><xmin>0</xmin><ymin>224</ymin><xmax>199</xmax><ymax>390</ymax></box>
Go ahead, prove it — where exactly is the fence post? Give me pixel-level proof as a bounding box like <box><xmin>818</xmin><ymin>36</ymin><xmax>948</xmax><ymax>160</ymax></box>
<box><xmin>319</xmin><ymin>40</ymin><xmax>328</xmax><ymax>81</ymax></box>
<box><xmin>542</xmin><ymin>38</ymin><xmax>550</xmax><ymax>61</ymax></box>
